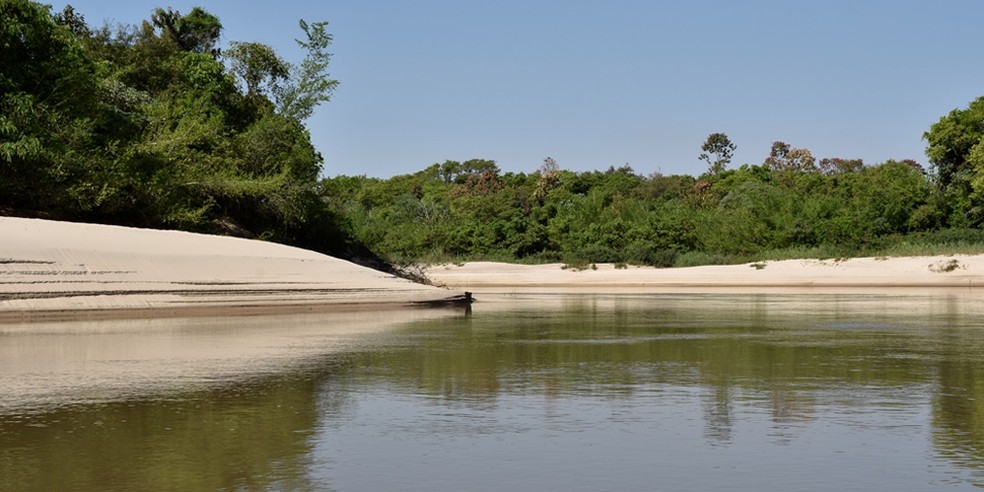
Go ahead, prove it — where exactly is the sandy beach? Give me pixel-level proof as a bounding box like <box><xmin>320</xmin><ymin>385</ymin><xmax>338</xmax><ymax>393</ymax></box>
<box><xmin>2</xmin><ymin>216</ymin><xmax>982</xmax><ymax>319</ymax></box>
<box><xmin>424</xmin><ymin>256</ymin><xmax>984</xmax><ymax>294</ymax></box>
<box><xmin>0</xmin><ymin>216</ymin><xmax>463</xmax><ymax>320</ymax></box>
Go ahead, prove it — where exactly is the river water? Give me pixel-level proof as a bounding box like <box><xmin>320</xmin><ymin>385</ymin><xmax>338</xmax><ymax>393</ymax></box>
<box><xmin>2</xmin><ymin>292</ymin><xmax>984</xmax><ymax>491</ymax></box>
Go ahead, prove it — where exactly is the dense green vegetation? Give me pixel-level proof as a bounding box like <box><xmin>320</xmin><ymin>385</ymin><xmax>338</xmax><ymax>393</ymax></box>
<box><xmin>0</xmin><ymin>1</ymin><xmax>370</xmax><ymax>262</ymax></box>
<box><xmin>321</xmin><ymin>154</ymin><xmax>984</xmax><ymax>267</ymax></box>
<box><xmin>321</xmin><ymin>98</ymin><xmax>984</xmax><ymax>266</ymax></box>
<box><xmin>2</xmin><ymin>0</ymin><xmax>983</xmax><ymax>270</ymax></box>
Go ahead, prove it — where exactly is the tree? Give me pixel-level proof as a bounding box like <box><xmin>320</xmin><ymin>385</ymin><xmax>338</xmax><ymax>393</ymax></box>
<box><xmin>925</xmin><ymin>95</ymin><xmax>984</xmax><ymax>225</ymax></box>
<box><xmin>969</xmin><ymin>142</ymin><xmax>984</xmax><ymax>197</ymax></box>
<box><xmin>149</xmin><ymin>7</ymin><xmax>222</xmax><ymax>55</ymax></box>
<box><xmin>699</xmin><ymin>133</ymin><xmax>736</xmax><ymax>175</ymax></box>
<box><xmin>925</xmin><ymin>95</ymin><xmax>984</xmax><ymax>189</ymax></box>
<box><xmin>0</xmin><ymin>2</ymin><xmax>369</xmax><ymax>260</ymax></box>
<box><xmin>538</xmin><ymin>157</ymin><xmax>560</xmax><ymax>176</ymax></box>
<box><xmin>533</xmin><ymin>157</ymin><xmax>562</xmax><ymax>204</ymax></box>
<box><xmin>764</xmin><ymin>141</ymin><xmax>816</xmax><ymax>172</ymax></box>
<box><xmin>53</xmin><ymin>5</ymin><xmax>89</xmax><ymax>37</ymax></box>
<box><xmin>819</xmin><ymin>158</ymin><xmax>864</xmax><ymax>175</ymax></box>
<box><xmin>436</xmin><ymin>160</ymin><xmax>462</xmax><ymax>183</ymax></box>
<box><xmin>455</xmin><ymin>159</ymin><xmax>499</xmax><ymax>183</ymax></box>
<box><xmin>275</xmin><ymin>20</ymin><xmax>339</xmax><ymax>121</ymax></box>
<box><xmin>0</xmin><ymin>0</ymin><xmax>101</xmax><ymax>210</ymax></box>
<box><xmin>225</xmin><ymin>41</ymin><xmax>290</xmax><ymax>99</ymax></box>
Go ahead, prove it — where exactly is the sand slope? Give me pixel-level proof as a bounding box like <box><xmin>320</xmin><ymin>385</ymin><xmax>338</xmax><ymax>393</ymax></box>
<box><xmin>0</xmin><ymin>217</ymin><xmax>460</xmax><ymax>318</ymax></box>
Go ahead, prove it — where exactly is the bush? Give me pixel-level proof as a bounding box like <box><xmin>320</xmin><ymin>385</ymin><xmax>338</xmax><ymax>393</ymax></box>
<box><xmin>573</xmin><ymin>244</ymin><xmax>621</xmax><ymax>263</ymax></box>
<box><xmin>674</xmin><ymin>251</ymin><xmax>738</xmax><ymax>267</ymax></box>
<box><xmin>624</xmin><ymin>242</ymin><xmax>678</xmax><ymax>268</ymax></box>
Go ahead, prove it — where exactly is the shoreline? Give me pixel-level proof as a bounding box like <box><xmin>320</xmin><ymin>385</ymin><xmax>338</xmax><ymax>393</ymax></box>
<box><xmin>3</xmin><ymin>217</ymin><xmax>982</xmax><ymax>321</ymax></box>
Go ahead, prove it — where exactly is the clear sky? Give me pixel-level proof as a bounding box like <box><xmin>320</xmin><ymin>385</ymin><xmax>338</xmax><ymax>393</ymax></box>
<box><xmin>57</xmin><ymin>0</ymin><xmax>984</xmax><ymax>178</ymax></box>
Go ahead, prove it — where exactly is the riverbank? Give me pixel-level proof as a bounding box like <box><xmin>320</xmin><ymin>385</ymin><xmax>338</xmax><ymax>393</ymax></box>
<box><xmin>424</xmin><ymin>256</ymin><xmax>984</xmax><ymax>293</ymax></box>
<box><xmin>0</xmin><ymin>217</ymin><xmax>463</xmax><ymax>320</ymax></box>
<box><xmin>3</xmin><ymin>217</ymin><xmax>982</xmax><ymax>321</ymax></box>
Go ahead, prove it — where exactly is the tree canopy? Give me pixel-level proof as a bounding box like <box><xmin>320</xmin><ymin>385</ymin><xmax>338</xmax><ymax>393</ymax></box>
<box><xmin>317</xmin><ymin>152</ymin><xmax>973</xmax><ymax>267</ymax></box>
<box><xmin>698</xmin><ymin>133</ymin><xmax>736</xmax><ymax>175</ymax></box>
<box><xmin>924</xmin><ymin>95</ymin><xmax>984</xmax><ymax>226</ymax></box>
<box><xmin>0</xmin><ymin>1</ymin><xmax>360</xmax><ymax>259</ymax></box>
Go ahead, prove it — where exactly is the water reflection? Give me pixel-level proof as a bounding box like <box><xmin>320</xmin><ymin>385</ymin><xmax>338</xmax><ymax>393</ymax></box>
<box><xmin>319</xmin><ymin>292</ymin><xmax>984</xmax><ymax>489</ymax></box>
<box><xmin>0</xmin><ymin>374</ymin><xmax>328</xmax><ymax>491</ymax></box>
<box><xmin>3</xmin><ymin>293</ymin><xmax>984</xmax><ymax>490</ymax></box>
<box><xmin>0</xmin><ymin>309</ymin><xmax>460</xmax><ymax>413</ymax></box>
<box><xmin>0</xmin><ymin>309</ymin><xmax>462</xmax><ymax>492</ymax></box>
<box><xmin>934</xmin><ymin>354</ymin><xmax>984</xmax><ymax>476</ymax></box>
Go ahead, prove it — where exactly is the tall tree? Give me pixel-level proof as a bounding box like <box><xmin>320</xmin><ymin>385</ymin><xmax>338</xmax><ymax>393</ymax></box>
<box><xmin>925</xmin><ymin>95</ymin><xmax>984</xmax><ymax>189</ymax></box>
<box><xmin>538</xmin><ymin>156</ymin><xmax>560</xmax><ymax>176</ymax></box>
<box><xmin>275</xmin><ymin>20</ymin><xmax>339</xmax><ymax>121</ymax></box>
<box><xmin>924</xmin><ymin>95</ymin><xmax>984</xmax><ymax>225</ymax></box>
<box><xmin>698</xmin><ymin>132</ymin><xmax>736</xmax><ymax>175</ymax></box>
<box><xmin>764</xmin><ymin>141</ymin><xmax>816</xmax><ymax>172</ymax></box>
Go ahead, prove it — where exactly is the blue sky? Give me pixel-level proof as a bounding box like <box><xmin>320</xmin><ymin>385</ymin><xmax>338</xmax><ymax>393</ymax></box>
<box><xmin>58</xmin><ymin>0</ymin><xmax>984</xmax><ymax>178</ymax></box>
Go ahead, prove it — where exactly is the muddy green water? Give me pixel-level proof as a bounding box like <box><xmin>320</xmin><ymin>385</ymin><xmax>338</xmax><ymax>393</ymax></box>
<box><xmin>2</xmin><ymin>293</ymin><xmax>984</xmax><ymax>491</ymax></box>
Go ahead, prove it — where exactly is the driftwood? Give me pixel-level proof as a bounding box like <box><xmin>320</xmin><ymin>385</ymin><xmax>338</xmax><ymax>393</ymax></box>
<box><xmin>411</xmin><ymin>291</ymin><xmax>474</xmax><ymax>309</ymax></box>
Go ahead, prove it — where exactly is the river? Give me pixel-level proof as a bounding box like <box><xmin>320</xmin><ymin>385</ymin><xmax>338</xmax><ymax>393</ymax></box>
<box><xmin>2</xmin><ymin>292</ymin><xmax>983</xmax><ymax>491</ymax></box>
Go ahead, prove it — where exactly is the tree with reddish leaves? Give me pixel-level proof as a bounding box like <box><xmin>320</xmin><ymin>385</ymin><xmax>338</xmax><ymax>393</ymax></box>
<box><xmin>764</xmin><ymin>141</ymin><xmax>816</xmax><ymax>172</ymax></box>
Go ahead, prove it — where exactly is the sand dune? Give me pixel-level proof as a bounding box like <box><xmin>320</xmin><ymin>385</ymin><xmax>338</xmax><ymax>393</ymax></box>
<box><xmin>0</xmin><ymin>217</ymin><xmax>461</xmax><ymax>319</ymax></box>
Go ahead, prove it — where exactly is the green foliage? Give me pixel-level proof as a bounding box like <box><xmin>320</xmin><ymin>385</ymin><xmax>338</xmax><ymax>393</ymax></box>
<box><xmin>149</xmin><ymin>7</ymin><xmax>222</xmax><ymax>55</ymax></box>
<box><xmin>968</xmin><ymin>141</ymin><xmax>984</xmax><ymax>221</ymax></box>
<box><xmin>321</xmin><ymin>152</ymin><xmax>974</xmax><ymax>268</ymax></box>
<box><xmin>699</xmin><ymin>132</ymin><xmax>736</xmax><ymax>175</ymax></box>
<box><xmin>819</xmin><ymin>157</ymin><xmax>864</xmax><ymax>175</ymax></box>
<box><xmin>623</xmin><ymin>242</ymin><xmax>678</xmax><ymax>267</ymax></box>
<box><xmin>925</xmin><ymin>95</ymin><xmax>984</xmax><ymax>189</ymax></box>
<box><xmin>0</xmin><ymin>2</ymin><xmax>375</xmax><ymax>265</ymax></box>
<box><xmin>925</xmin><ymin>95</ymin><xmax>984</xmax><ymax>225</ymax></box>
<box><xmin>275</xmin><ymin>20</ymin><xmax>339</xmax><ymax>122</ymax></box>
<box><xmin>0</xmin><ymin>0</ymin><xmax>101</xmax><ymax>210</ymax></box>
<box><xmin>764</xmin><ymin>141</ymin><xmax>817</xmax><ymax>172</ymax></box>
<box><xmin>226</xmin><ymin>41</ymin><xmax>290</xmax><ymax>98</ymax></box>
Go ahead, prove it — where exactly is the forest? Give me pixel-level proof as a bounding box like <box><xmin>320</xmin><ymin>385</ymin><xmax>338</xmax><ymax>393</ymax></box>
<box><xmin>3</xmin><ymin>0</ymin><xmax>984</xmax><ymax>271</ymax></box>
<box><xmin>1</xmin><ymin>1</ymin><xmax>369</xmax><ymax>261</ymax></box>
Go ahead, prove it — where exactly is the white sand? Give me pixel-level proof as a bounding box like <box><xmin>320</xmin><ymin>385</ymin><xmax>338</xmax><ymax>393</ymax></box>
<box><xmin>0</xmin><ymin>217</ymin><xmax>461</xmax><ymax>318</ymax></box>
<box><xmin>425</xmin><ymin>256</ymin><xmax>984</xmax><ymax>293</ymax></box>
<box><xmin>3</xmin><ymin>216</ymin><xmax>981</xmax><ymax>319</ymax></box>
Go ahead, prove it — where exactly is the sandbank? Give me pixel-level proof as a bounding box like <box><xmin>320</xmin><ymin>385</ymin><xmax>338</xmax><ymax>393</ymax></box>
<box><xmin>3</xmin><ymin>216</ymin><xmax>982</xmax><ymax>321</ymax></box>
<box><xmin>0</xmin><ymin>217</ymin><xmax>464</xmax><ymax>320</ymax></box>
<box><xmin>424</xmin><ymin>256</ymin><xmax>984</xmax><ymax>294</ymax></box>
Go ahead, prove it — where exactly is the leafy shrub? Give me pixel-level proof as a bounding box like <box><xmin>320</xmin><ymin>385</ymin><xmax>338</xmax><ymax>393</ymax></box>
<box><xmin>573</xmin><ymin>244</ymin><xmax>621</xmax><ymax>263</ymax></box>
<box><xmin>674</xmin><ymin>251</ymin><xmax>737</xmax><ymax>267</ymax></box>
<box><xmin>624</xmin><ymin>242</ymin><xmax>678</xmax><ymax>268</ymax></box>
